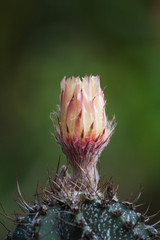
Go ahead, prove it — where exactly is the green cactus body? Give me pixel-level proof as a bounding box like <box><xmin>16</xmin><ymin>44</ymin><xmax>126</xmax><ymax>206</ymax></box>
<box><xmin>11</xmin><ymin>197</ymin><xmax>159</xmax><ymax>240</ymax></box>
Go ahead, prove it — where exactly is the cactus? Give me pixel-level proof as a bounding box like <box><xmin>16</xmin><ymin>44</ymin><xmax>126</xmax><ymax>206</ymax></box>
<box><xmin>6</xmin><ymin>76</ymin><xmax>160</xmax><ymax>240</ymax></box>
<box><xmin>8</xmin><ymin>173</ymin><xmax>160</xmax><ymax>240</ymax></box>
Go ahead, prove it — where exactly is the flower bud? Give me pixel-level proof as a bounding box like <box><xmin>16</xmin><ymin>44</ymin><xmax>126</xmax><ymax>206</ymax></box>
<box><xmin>52</xmin><ymin>76</ymin><xmax>115</xmax><ymax>189</ymax></box>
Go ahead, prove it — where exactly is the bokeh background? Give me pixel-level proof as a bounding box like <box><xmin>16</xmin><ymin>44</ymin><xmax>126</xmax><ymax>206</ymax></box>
<box><xmin>1</xmin><ymin>0</ymin><xmax>160</xmax><ymax>237</ymax></box>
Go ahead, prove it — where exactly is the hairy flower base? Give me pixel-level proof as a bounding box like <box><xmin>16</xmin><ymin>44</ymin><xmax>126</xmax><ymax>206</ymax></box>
<box><xmin>52</xmin><ymin>113</ymin><xmax>114</xmax><ymax>189</ymax></box>
<box><xmin>54</xmin><ymin>119</ymin><xmax>113</xmax><ymax>170</ymax></box>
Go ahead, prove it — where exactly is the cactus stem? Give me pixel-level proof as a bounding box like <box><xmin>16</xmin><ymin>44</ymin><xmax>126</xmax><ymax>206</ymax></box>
<box><xmin>3</xmin><ymin>163</ymin><xmax>160</xmax><ymax>240</ymax></box>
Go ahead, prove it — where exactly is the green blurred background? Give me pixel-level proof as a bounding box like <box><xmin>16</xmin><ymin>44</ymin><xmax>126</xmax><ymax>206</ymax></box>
<box><xmin>1</xmin><ymin>0</ymin><xmax>160</xmax><ymax>237</ymax></box>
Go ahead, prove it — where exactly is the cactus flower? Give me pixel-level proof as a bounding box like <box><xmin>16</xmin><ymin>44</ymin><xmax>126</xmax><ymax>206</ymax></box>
<box><xmin>52</xmin><ymin>76</ymin><xmax>114</xmax><ymax>189</ymax></box>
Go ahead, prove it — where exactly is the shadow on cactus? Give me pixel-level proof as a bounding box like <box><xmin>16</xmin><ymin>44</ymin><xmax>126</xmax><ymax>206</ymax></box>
<box><xmin>5</xmin><ymin>76</ymin><xmax>160</xmax><ymax>240</ymax></box>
